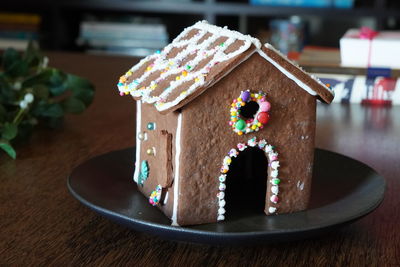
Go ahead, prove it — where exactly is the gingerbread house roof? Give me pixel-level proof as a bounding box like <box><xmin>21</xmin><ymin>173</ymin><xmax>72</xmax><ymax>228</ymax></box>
<box><xmin>117</xmin><ymin>21</ymin><xmax>334</xmax><ymax>113</ymax></box>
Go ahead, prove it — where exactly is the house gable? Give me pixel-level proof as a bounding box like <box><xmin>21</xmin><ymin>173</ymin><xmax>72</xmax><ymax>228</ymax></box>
<box><xmin>175</xmin><ymin>52</ymin><xmax>317</xmax><ymax>225</ymax></box>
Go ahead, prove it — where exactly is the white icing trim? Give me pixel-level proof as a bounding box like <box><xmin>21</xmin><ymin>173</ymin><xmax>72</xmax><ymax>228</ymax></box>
<box><xmin>217</xmin><ymin>137</ymin><xmax>280</xmax><ymax>221</ymax></box>
<box><xmin>133</xmin><ymin>100</ymin><xmax>142</xmax><ymax>183</ymax></box>
<box><xmin>171</xmin><ymin>113</ymin><xmax>182</xmax><ymax>226</ymax></box>
<box><xmin>257</xmin><ymin>48</ymin><xmax>317</xmax><ymax>96</ymax></box>
<box><xmin>262</xmin><ymin>44</ymin><xmax>334</xmax><ymax>97</ymax></box>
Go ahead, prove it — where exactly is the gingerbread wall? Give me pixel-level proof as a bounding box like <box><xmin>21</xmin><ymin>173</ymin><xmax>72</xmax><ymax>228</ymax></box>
<box><xmin>136</xmin><ymin>101</ymin><xmax>179</xmax><ymax>218</ymax></box>
<box><xmin>177</xmin><ymin>52</ymin><xmax>317</xmax><ymax>225</ymax></box>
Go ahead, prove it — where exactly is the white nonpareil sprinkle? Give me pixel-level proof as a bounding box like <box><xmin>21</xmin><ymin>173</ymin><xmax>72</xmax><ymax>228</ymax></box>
<box><xmin>268</xmin><ymin>207</ymin><xmax>277</xmax><ymax>214</ymax></box>
<box><xmin>271</xmin><ymin>185</ymin><xmax>279</xmax><ymax>194</ymax></box>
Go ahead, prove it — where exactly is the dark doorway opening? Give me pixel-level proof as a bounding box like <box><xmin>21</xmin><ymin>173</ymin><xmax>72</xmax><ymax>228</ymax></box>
<box><xmin>239</xmin><ymin>101</ymin><xmax>259</xmax><ymax>119</ymax></box>
<box><xmin>224</xmin><ymin>147</ymin><xmax>268</xmax><ymax>218</ymax></box>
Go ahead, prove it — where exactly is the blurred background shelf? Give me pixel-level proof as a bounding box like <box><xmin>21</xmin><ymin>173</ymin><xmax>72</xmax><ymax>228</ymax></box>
<box><xmin>1</xmin><ymin>0</ymin><xmax>399</xmax><ymax>53</ymax></box>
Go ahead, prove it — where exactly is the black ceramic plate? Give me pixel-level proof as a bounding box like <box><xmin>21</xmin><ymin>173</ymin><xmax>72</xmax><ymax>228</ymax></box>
<box><xmin>67</xmin><ymin>148</ymin><xmax>385</xmax><ymax>245</ymax></box>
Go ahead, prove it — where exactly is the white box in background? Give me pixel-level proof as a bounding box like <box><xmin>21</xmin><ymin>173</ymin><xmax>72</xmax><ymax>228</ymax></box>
<box><xmin>340</xmin><ymin>29</ymin><xmax>400</xmax><ymax>69</ymax></box>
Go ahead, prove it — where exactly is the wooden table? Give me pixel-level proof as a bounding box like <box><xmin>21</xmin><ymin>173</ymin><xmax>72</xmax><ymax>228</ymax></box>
<box><xmin>1</xmin><ymin>53</ymin><xmax>399</xmax><ymax>266</ymax></box>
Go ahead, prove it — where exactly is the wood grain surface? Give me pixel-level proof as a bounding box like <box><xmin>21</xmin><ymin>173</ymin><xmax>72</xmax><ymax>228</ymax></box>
<box><xmin>1</xmin><ymin>52</ymin><xmax>399</xmax><ymax>266</ymax></box>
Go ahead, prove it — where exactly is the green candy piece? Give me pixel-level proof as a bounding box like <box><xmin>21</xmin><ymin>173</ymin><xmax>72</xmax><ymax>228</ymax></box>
<box><xmin>138</xmin><ymin>160</ymin><xmax>149</xmax><ymax>186</ymax></box>
<box><xmin>272</xmin><ymin>178</ymin><xmax>280</xmax><ymax>185</ymax></box>
<box><xmin>235</xmin><ymin>119</ymin><xmax>246</xmax><ymax>131</ymax></box>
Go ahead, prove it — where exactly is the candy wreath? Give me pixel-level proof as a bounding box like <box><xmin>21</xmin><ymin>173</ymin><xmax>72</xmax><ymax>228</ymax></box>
<box><xmin>229</xmin><ymin>90</ymin><xmax>271</xmax><ymax>135</ymax></box>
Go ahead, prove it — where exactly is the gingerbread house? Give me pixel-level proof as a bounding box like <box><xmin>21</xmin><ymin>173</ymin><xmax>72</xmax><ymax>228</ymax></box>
<box><xmin>117</xmin><ymin>21</ymin><xmax>334</xmax><ymax>226</ymax></box>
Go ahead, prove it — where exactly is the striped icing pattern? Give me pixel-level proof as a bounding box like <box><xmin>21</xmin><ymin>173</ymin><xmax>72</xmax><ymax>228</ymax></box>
<box><xmin>117</xmin><ymin>21</ymin><xmax>261</xmax><ymax>112</ymax></box>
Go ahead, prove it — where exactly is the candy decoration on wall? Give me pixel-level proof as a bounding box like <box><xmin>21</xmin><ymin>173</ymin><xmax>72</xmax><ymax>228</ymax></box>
<box><xmin>147</xmin><ymin>122</ymin><xmax>156</xmax><ymax>130</ymax></box>
<box><xmin>229</xmin><ymin>90</ymin><xmax>271</xmax><ymax>135</ymax></box>
<box><xmin>217</xmin><ymin>137</ymin><xmax>280</xmax><ymax>221</ymax></box>
<box><xmin>138</xmin><ymin>160</ymin><xmax>149</xmax><ymax>186</ymax></box>
<box><xmin>149</xmin><ymin>185</ymin><xmax>163</xmax><ymax>206</ymax></box>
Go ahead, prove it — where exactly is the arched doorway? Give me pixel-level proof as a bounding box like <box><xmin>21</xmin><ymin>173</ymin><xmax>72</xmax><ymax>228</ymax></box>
<box><xmin>217</xmin><ymin>137</ymin><xmax>280</xmax><ymax>221</ymax></box>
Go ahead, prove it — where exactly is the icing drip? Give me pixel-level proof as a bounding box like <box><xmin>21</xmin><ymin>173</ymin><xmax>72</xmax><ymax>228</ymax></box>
<box><xmin>217</xmin><ymin>137</ymin><xmax>281</xmax><ymax>221</ymax></box>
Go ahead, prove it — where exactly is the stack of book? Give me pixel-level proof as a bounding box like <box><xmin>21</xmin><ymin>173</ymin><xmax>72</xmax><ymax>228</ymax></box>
<box><xmin>250</xmin><ymin>0</ymin><xmax>354</xmax><ymax>8</ymax></box>
<box><xmin>298</xmin><ymin>46</ymin><xmax>400</xmax><ymax>105</ymax></box>
<box><xmin>0</xmin><ymin>12</ymin><xmax>40</xmax><ymax>51</ymax></box>
<box><xmin>77</xmin><ymin>19</ymin><xmax>169</xmax><ymax>57</ymax></box>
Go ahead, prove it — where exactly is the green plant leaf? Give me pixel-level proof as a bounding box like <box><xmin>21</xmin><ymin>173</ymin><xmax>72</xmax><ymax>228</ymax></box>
<box><xmin>0</xmin><ymin>139</ymin><xmax>16</xmax><ymax>159</ymax></box>
<box><xmin>72</xmin><ymin>89</ymin><xmax>94</xmax><ymax>106</ymax></box>
<box><xmin>23</xmin><ymin>41</ymin><xmax>42</xmax><ymax>68</ymax></box>
<box><xmin>22</xmin><ymin>69</ymin><xmax>53</xmax><ymax>88</ymax></box>
<box><xmin>40</xmin><ymin>103</ymin><xmax>64</xmax><ymax>118</ymax></box>
<box><xmin>49</xmin><ymin>69</ymin><xmax>68</xmax><ymax>96</ymax></box>
<box><xmin>0</xmin><ymin>80</ymin><xmax>17</xmax><ymax>105</ymax></box>
<box><xmin>62</xmin><ymin>97</ymin><xmax>86</xmax><ymax>114</ymax></box>
<box><xmin>32</xmin><ymin>101</ymin><xmax>64</xmax><ymax>118</ymax></box>
<box><xmin>32</xmin><ymin>84</ymin><xmax>49</xmax><ymax>100</ymax></box>
<box><xmin>66</xmin><ymin>74</ymin><xmax>95</xmax><ymax>106</ymax></box>
<box><xmin>2</xmin><ymin>48</ymin><xmax>20</xmax><ymax>71</ymax></box>
<box><xmin>1</xmin><ymin>122</ymin><xmax>18</xmax><ymax>140</ymax></box>
<box><xmin>66</xmin><ymin>74</ymin><xmax>93</xmax><ymax>89</ymax></box>
<box><xmin>2</xmin><ymin>48</ymin><xmax>29</xmax><ymax>78</ymax></box>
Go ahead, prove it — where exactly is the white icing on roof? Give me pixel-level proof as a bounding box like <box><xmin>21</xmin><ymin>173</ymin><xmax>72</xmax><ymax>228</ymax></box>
<box><xmin>117</xmin><ymin>21</ymin><xmax>333</xmax><ymax>112</ymax></box>
<box><xmin>118</xmin><ymin>21</ymin><xmax>260</xmax><ymax>112</ymax></box>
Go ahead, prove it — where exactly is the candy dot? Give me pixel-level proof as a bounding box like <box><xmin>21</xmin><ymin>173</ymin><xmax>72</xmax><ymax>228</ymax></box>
<box><xmin>146</xmin><ymin>147</ymin><xmax>155</xmax><ymax>156</ymax></box>
<box><xmin>257</xmin><ymin>112</ymin><xmax>270</xmax><ymax>124</ymax></box>
<box><xmin>219</xmin><ymin>183</ymin><xmax>226</xmax><ymax>190</ymax></box>
<box><xmin>147</xmin><ymin>122</ymin><xmax>156</xmax><ymax>130</ymax></box>
<box><xmin>241</xmin><ymin>91</ymin><xmax>250</xmax><ymax>102</ymax></box>
<box><xmin>271</xmin><ymin>185</ymin><xmax>279</xmax><ymax>194</ymax></box>
<box><xmin>270</xmin><ymin>195</ymin><xmax>279</xmax><ymax>203</ymax></box>
<box><xmin>235</xmin><ymin>119</ymin><xmax>246</xmax><ymax>130</ymax></box>
<box><xmin>259</xmin><ymin>101</ymin><xmax>271</xmax><ymax>112</ymax></box>
<box><xmin>272</xmin><ymin>178</ymin><xmax>281</xmax><ymax>185</ymax></box>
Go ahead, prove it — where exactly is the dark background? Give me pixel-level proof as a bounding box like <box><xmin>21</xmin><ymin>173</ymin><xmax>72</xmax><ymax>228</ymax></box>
<box><xmin>1</xmin><ymin>0</ymin><xmax>400</xmax><ymax>51</ymax></box>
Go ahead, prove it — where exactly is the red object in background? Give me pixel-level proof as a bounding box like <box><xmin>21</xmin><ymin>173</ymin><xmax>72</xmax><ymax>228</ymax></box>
<box><xmin>362</xmin><ymin>77</ymin><xmax>397</xmax><ymax>106</ymax></box>
<box><xmin>359</xmin><ymin>27</ymin><xmax>378</xmax><ymax>40</ymax></box>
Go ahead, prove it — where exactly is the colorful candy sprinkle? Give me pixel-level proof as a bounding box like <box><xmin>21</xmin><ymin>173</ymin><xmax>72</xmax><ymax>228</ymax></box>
<box><xmin>149</xmin><ymin>185</ymin><xmax>162</xmax><ymax>206</ymax></box>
